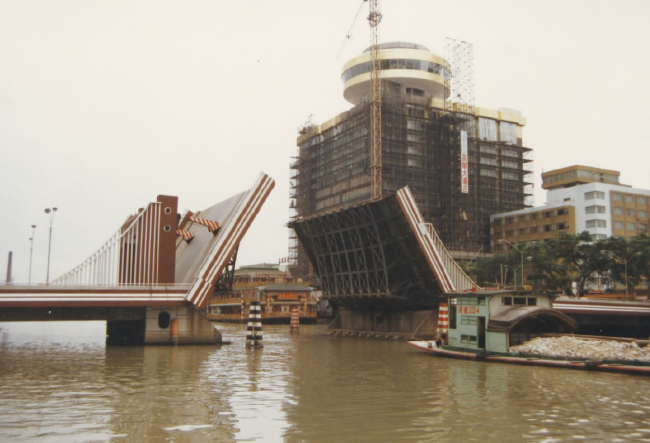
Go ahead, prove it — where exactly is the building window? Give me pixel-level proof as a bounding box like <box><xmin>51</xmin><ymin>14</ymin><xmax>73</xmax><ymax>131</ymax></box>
<box><xmin>585</xmin><ymin>191</ymin><xmax>605</xmax><ymax>200</ymax></box>
<box><xmin>480</xmin><ymin>156</ymin><xmax>498</xmax><ymax>166</ymax></box>
<box><xmin>502</xmin><ymin>147</ymin><xmax>519</xmax><ymax>158</ymax></box>
<box><xmin>626</xmin><ymin>209</ymin><xmax>635</xmax><ymax>217</ymax></box>
<box><xmin>500</xmin><ymin>122</ymin><xmax>517</xmax><ymax>145</ymax></box>
<box><xmin>585</xmin><ymin>205</ymin><xmax>606</xmax><ymax>214</ymax></box>
<box><xmin>479</xmin><ymin>118</ymin><xmax>497</xmax><ymax>141</ymax></box>
<box><xmin>614</xmin><ymin>221</ymin><xmax>624</xmax><ymax>230</ymax></box>
<box><xmin>640</xmin><ymin>223</ymin><xmax>648</xmax><ymax>232</ymax></box>
<box><xmin>625</xmin><ymin>195</ymin><xmax>634</xmax><ymax>203</ymax></box>
<box><xmin>460</xmin><ymin>316</ymin><xmax>478</xmax><ymax>326</ymax></box>
<box><xmin>460</xmin><ymin>297</ymin><xmax>486</xmax><ymax>306</ymax></box>
<box><xmin>637</xmin><ymin>197</ymin><xmax>646</xmax><ymax>205</ymax></box>
<box><xmin>627</xmin><ymin>222</ymin><xmax>636</xmax><ymax>231</ymax></box>
<box><xmin>639</xmin><ymin>210</ymin><xmax>647</xmax><ymax>218</ymax></box>
<box><xmin>460</xmin><ymin>334</ymin><xmax>477</xmax><ymax>344</ymax></box>
<box><xmin>557</xmin><ymin>223</ymin><xmax>568</xmax><ymax>230</ymax></box>
<box><xmin>586</xmin><ymin>219</ymin><xmax>606</xmax><ymax>228</ymax></box>
<box><xmin>503</xmin><ymin>297</ymin><xmax>512</xmax><ymax>305</ymax></box>
<box><xmin>612</xmin><ymin>193</ymin><xmax>622</xmax><ymax>201</ymax></box>
<box><xmin>480</xmin><ymin>168</ymin><xmax>497</xmax><ymax>178</ymax></box>
<box><xmin>480</xmin><ymin>144</ymin><xmax>497</xmax><ymax>154</ymax></box>
<box><xmin>613</xmin><ymin>207</ymin><xmax>623</xmax><ymax>215</ymax></box>
<box><xmin>594</xmin><ymin>234</ymin><xmax>607</xmax><ymax>240</ymax></box>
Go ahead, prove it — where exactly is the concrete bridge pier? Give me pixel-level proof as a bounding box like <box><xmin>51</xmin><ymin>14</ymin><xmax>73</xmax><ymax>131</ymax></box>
<box><xmin>107</xmin><ymin>307</ymin><xmax>222</xmax><ymax>345</ymax></box>
<box><xmin>327</xmin><ymin>309</ymin><xmax>437</xmax><ymax>340</ymax></box>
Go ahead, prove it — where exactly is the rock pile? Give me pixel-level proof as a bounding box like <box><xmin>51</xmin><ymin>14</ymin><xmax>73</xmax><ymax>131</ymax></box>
<box><xmin>510</xmin><ymin>336</ymin><xmax>650</xmax><ymax>362</ymax></box>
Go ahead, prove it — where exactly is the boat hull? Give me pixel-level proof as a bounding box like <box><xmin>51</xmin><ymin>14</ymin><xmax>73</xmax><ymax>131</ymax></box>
<box><xmin>408</xmin><ymin>341</ymin><xmax>650</xmax><ymax>375</ymax></box>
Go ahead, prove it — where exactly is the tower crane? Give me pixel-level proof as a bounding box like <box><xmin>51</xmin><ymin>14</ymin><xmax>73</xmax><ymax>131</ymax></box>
<box><xmin>368</xmin><ymin>0</ymin><xmax>382</xmax><ymax>199</ymax></box>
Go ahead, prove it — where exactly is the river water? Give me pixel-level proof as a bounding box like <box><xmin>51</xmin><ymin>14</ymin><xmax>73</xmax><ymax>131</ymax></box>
<box><xmin>0</xmin><ymin>322</ymin><xmax>649</xmax><ymax>443</ymax></box>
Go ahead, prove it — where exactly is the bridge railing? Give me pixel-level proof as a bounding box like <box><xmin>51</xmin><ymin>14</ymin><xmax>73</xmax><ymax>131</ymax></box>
<box><xmin>51</xmin><ymin>202</ymin><xmax>163</xmax><ymax>286</ymax></box>
<box><xmin>423</xmin><ymin>223</ymin><xmax>477</xmax><ymax>292</ymax></box>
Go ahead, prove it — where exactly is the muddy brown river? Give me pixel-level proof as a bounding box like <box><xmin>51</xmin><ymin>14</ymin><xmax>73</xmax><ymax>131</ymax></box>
<box><xmin>0</xmin><ymin>322</ymin><xmax>649</xmax><ymax>442</ymax></box>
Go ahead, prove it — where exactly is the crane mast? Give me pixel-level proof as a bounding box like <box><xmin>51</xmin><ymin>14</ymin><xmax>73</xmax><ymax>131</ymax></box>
<box><xmin>368</xmin><ymin>0</ymin><xmax>382</xmax><ymax>199</ymax></box>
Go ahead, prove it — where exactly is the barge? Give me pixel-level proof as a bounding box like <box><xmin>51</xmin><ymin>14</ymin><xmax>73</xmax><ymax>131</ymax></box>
<box><xmin>409</xmin><ymin>290</ymin><xmax>650</xmax><ymax>375</ymax></box>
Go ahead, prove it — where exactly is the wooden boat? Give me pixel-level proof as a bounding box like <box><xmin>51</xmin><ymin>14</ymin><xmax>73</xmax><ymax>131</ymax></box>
<box><xmin>408</xmin><ymin>289</ymin><xmax>650</xmax><ymax>375</ymax></box>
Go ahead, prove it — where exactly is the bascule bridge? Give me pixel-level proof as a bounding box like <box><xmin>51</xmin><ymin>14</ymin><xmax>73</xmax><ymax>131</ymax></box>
<box><xmin>0</xmin><ymin>173</ymin><xmax>275</xmax><ymax>345</ymax></box>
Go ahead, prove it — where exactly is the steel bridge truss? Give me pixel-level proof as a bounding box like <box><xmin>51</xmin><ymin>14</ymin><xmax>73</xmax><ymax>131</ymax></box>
<box><xmin>291</xmin><ymin>193</ymin><xmax>443</xmax><ymax>310</ymax></box>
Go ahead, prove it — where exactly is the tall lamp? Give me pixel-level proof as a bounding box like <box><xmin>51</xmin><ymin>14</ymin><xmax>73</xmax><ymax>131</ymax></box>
<box><xmin>600</xmin><ymin>250</ymin><xmax>637</xmax><ymax>301</ymax></box>
<box><xmin>45</xmin><ymin>208</ymin><xmax>58</xmax><ymax>284</ymax></box>
<box><xmin>499</xmin><ymin>239</ymin><xmax>524</xmax><ymax>289</ymax></box>
<box><xmin>29</xmin><ymin>225</ymin><xmax>36</xmax><ymax>284</ymax></box>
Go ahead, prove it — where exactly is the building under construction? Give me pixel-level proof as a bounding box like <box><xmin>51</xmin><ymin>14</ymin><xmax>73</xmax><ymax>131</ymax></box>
<box><xmin>290</xmin><ymin>41</ymin><xmax>533</xmax><ymax>281</ymax></box>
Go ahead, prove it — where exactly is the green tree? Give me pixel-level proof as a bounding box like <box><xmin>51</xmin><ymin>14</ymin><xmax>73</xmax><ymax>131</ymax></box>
<box><xmin>472</xmin><ymin>232</ymin><xmax>650</xmax><ymax>295</ymax></box>
<box><xmin>629</xmin><ymin>234</ymin><xmax>650</xmax><ymax>286</ymax></box>
<box><xmin>601</xmin><ymin>234</ymin><xmax>649</xmax><ymax>294</ymax></box>
<box><xmin>526</xmin><ymin>231</ymin><xmax>594</xmax><ymax>296</ymax></box>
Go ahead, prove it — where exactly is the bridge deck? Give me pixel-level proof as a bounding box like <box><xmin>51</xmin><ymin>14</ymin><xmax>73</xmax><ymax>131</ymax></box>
<box><xmin>0</xmin><ymin>285</ymin><xmax>188</xmax><ymax>308</ymax></box>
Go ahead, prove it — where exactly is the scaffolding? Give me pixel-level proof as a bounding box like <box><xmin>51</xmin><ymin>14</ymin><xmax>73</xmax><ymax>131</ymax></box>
<box><xmin>289</xmin><ymin>44</ymin><xmax>533</xmax><ymax>281</ymax></box>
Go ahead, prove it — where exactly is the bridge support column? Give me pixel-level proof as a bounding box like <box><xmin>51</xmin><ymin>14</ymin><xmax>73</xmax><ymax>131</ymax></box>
<box><xmin>144</xmin><ymin>307</ymin><xmax>222</xmax><ymax>345</ymax></box>
<box><xmin>106</xmin><ymin>307</ymin><xmax>222</xmax><ymax>345</ymax></box>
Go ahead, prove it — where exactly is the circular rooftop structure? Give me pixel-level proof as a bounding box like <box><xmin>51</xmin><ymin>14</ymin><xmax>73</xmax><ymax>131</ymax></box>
<box><xmin>342</xmin><ymin>41</ymin><xmax>450</xmax><ymax>105</ymax></box>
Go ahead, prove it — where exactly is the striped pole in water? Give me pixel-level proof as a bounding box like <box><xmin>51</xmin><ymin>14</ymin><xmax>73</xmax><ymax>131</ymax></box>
<box><xmin>246</xmin><ymin>300</ymin><xmax>263</xmax><ymax>348</ymax></box>
<box><xmin>290</xmin><ymin>305</ymin><xmax>299</xmax><ymax>334</ymax></box>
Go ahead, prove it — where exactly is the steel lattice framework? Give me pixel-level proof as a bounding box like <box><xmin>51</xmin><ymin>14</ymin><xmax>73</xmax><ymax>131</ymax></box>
<box><xmin>291</xmin><ymin>192</ymin><xmax>445</xmax><ymax>310</ymax></box>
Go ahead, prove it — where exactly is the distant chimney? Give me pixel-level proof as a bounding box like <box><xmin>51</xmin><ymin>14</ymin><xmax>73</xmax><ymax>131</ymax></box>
<box><xmin>6</xmin><ymin>251</ymin><xmax>13</xmax><ymax>285</ymax></box>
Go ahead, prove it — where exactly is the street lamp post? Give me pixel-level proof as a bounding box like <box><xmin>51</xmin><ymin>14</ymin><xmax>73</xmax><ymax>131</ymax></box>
<box><xmin>29</xmin><ymin>225</ymin><xmax>36</xmax><ymax>285</ymax></box>
<box><xmin>601</xmin><ymin>250</ymin><xmax>628</xmax><ymax>301</ymax></box>
<box><xmin>499</xmin><ymin>239</ymin><xmax>524</xmax><ymax>289</ymax></box>
<box><xmin>44</xmin><ymin>208</ymin><xmax>58</xmax><ymax>284</ymax></box>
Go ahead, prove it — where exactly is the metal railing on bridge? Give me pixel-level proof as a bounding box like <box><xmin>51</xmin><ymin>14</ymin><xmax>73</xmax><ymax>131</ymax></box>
<box><xmin>421</xmin><ymin>222</ymin><xmax>477</xmax><ymax>292</ymax></box>
<box><xmin>51</xmin><ymin>202</ymin><xmax>163</xmax><ymax>286</ymax></box>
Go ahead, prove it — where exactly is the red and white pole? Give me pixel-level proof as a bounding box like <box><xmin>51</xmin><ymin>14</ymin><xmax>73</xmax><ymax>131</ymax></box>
<box><xmin>290</xmin><ymin>306</ymin><xmax>300</xmax><ymax>334</ymax></box>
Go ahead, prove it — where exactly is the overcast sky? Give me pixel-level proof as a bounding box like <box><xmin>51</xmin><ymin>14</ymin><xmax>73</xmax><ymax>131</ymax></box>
<box><xmin>2</xmin><ymin>0</ymin><xmax>649</xmax><ymax>284</ymax></box>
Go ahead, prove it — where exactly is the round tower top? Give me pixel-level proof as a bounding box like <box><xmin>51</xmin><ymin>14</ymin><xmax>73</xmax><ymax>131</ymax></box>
<box><xmin>342</xmin><ymin>42</ymin><xmax>449</xmax><ymax>104</ymax></box>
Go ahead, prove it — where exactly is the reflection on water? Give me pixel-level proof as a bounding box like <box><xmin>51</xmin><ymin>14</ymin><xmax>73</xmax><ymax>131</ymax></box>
<box><xmin>0</xmin><ymin>322</ymin><xmax>649</xmax><ymax>442</ymax></box>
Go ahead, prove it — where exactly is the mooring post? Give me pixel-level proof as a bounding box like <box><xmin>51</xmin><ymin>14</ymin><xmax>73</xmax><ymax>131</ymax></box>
<box><xmin>246</xmin><ymin>301</ymin><xmax>263</xmax><ymax>348</ymax></box>
<box><xmin>290</xmin><ymin>305</ymin><xmax>300</xmax><ymax>334</ymax></box>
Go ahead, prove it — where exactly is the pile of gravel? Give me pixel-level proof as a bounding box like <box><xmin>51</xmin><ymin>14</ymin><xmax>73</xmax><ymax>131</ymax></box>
<box><xmin>509</xmin><ymin>336</ymin><xmax>650</xmax><ymax>362</ymax></box>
